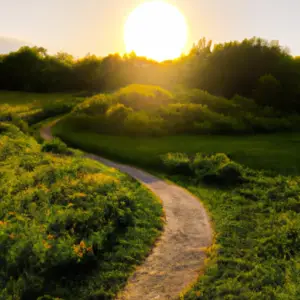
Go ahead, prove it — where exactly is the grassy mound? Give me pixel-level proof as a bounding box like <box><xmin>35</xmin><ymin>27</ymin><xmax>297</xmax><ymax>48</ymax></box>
<box><xmin>0</xmin><ymin>124</ymin><xmax>163</xmax><ymax>300</ymax></box>
<box><xmin>56</xmin><ymin>84</ymin><xmax>300</xmax><ymax>137</ymax></box>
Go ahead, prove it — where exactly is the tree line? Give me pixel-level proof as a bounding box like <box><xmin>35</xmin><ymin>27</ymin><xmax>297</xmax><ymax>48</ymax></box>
<box><xmin>1</xmin><ymin>37</ymin><xmax>300</xmax><ymax>112</ymax></box>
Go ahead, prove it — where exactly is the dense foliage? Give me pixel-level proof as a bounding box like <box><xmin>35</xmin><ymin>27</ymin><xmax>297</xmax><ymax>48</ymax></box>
<box><xmin>1</xmin><ymin>37</ymin><xmax>300</xmax><ymax>112</ymax></box>
<box><xmin>57</xmin><ymin>84</ymin><xmax>300</xmax><ymax>136</ymax></box>
<box><xmin>0</xmin><ymin>123</ymin><xmax>163</xmax><ymax>299</ymax></box>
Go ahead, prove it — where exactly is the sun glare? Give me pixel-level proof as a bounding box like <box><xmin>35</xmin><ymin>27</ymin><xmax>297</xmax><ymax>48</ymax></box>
<box><xmin>124</xmin><ymin>1</ymin><xmax>188</xmax><ymax>61</ymax></box>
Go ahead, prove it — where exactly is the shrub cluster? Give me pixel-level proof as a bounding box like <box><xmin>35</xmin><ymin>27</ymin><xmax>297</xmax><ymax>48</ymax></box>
<box><xmin>161</xmin><ymin>152</ymin><xmax>244</xmax><ymax>186</ymax></box>
<box><xmin>59</xmin><ymin>84</ymin><xmax>300</xmax><ymax>137</ymax></box>
<box><xmin>0</xmin><ymin>124</ymin><xmax>163</xmax><ymax>299</ymax></box>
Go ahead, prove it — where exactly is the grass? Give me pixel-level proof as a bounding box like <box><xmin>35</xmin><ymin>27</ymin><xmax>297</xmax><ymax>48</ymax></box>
<box><xmin>0</xmin><ymin>91</ymin><xmax>83</xmax><ymax>125</ymax></box>
<box><xmin>53</xmin><ymin>122</ymin><xmax>300</xmax><ymax>176</ymax></box>
<box><xmin>0</xmin><ymin>122</ymin><xmax>163</xmax><ymax>299</ymax></box>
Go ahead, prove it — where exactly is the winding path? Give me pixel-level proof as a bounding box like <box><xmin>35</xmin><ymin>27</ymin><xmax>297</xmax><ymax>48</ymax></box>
<box><xmin>40</xmin><ymin>124</ymin><xmax>213</xmax><ymax>300</ymax></box>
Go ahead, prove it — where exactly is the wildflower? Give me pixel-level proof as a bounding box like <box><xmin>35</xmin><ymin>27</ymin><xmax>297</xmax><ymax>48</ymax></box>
<box><xmin>42</xmin><ymin>240</ymin><xmax>52</xmax><ymax>249</ymax></box>
<box><xmin>47</xmin><ymin>234</ymin><xmax>55</xmax><ymax>240</ymax></box>
<box><xmin>87</xmin><ymin>246</ymin><xmax>93</xmax><ymax>253</ymax></box>
<box><xmin>79</xmin><ymin>240</ymin><xmax>86</xmax><ymax>249</ymax></box>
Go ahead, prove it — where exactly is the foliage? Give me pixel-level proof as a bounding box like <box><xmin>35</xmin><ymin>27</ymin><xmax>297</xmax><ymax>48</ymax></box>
<box><xmin>2</xmin><ymin>37</ymin><xmax>300</xmax><ymax>112</ymax></box>
<box><xmin>160</xmin><ymin>153</ymin><xmax>192</xmax><ymax>175</ymax></box>
<box><xmin>58</xmin><ymin>83</ymin><xmax>300</xmax><ymax>137</ymax></box>
<box><xmin>115</xmin><ymin>84</ymin><xmax>174</xmax><ymax>111</ymax></box>
<box><xmin>0</xmin><ymin>91</ymin><xmax>83</xmax><ymax>126</ymax></box>
<box><xmin>41</xmin><ymin>138</ymin><xmax>69</xmax><ymax>154</ymax></box>
<box><xmin>253</xmin><ymin>74</ymin><xmax>282</xmax><ymax>108</ymax></box>
<box><xmin>0</xmin><ymin>123</ymin><xmax>163</xmax><ymax>299</ymax></box>
<box><xmin>183</xmin><ymin>37</ymin><xmax>300</xmax><ymax>112</ymax></box>
<box><xmin>162</xmin><ymin>152</ymin><xmax>244</xmax><ymax>185</ymax></box>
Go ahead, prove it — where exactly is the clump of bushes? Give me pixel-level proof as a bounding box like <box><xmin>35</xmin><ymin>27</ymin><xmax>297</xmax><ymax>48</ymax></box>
<box><xmin>60</xmin><ymin>84</ymin><xmax>300</xmax><ymax>137</ymax></box>
<box><xmin>161</xmin><ymin>152</ymin><xmax>244</xmax><ymax>185</ymax></box>
<box><xmin>192</xmin><ymin>153</ymin><xmax>244</xmax><ymax>185</ymax></box>
<box><xmin>41</xmin><ymin>138</ymin><xmax>69</xmax><ymax>154</ymax></box>
<box><xmin>115</xmin><ymin>84</ymin><xmax>174</xmax><ymax>111</ymax></box>
<box><xmin>161</xmin><ymin>153</ymin><xmax>192</xmax><ymax>175</ymax></box>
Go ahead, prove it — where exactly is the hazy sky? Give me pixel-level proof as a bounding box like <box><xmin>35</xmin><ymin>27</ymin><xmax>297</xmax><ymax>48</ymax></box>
<box><xmin>1</xmin><ymin>0</ymin><xmax>300</xmax><ymax>57</ymax></box>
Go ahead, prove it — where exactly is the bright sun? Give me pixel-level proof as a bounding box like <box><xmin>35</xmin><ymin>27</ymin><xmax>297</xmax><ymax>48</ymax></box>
<box><xmin>124</xmin><ymin>1</ymin><xmax>188</xmax><ymax>61</ymax></box>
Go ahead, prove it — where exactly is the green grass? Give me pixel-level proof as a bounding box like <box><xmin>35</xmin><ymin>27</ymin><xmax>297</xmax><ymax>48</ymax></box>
<box><xmin>53</xmin><ymin>122</ymin><xmax>300</xmax><ymax>176</ymax></box>
<box><xmin>0</xmin><ymin>91</ymin><xmax>71</xmax><ymax>105</ymax></box>
<box><xmin>0</xmin><ymin>122</ymin><xmax>163</xmax><ymax>299</ymax></box>
<box><xmin>0</xmin><ymin>91</ymin><xmax>83</xmax><ymax>126</ymax></box>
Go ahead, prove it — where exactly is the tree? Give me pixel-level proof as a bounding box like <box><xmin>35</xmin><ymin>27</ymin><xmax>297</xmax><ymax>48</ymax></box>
<box><xmin>253</xmin><ymin>74</ymin><xmax>282</xmax><ymax>108</ymax></box>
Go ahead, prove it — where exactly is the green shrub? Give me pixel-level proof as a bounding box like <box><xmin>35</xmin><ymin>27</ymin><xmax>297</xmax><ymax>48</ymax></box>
<box><xmin>115</xmin><ymin>84</ymin><xmax>174</xmax><ymax>111</ymax></box>
<box><xmin>124</xmin><ymin>111</ymin><xmax>165</xmax><ymax>136</ymax></box>
<box><xmin>161</xmin><ymin>152</ymin><xmax>192</xmax><ymax>175</ymax></box>
<box><xmin>41</xmin><ymin>138</ymin><xmax>69</xmax><ymax>154</ymax></box>
<box><xmin>73</xmin><ymin>94</ymin><xmax>114</xmax><ymax>116</ymax></box>
<box><xmin>192</xmin><ymin>153</ymin><xmax>244</xmax><ymax>185</ymax></box>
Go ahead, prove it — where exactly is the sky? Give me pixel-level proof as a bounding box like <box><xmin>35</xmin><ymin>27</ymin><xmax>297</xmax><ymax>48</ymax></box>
<box><xmin>1</xmin><ymin>0</ymin><xmax>300</xmax><ymax>57</ymax></box>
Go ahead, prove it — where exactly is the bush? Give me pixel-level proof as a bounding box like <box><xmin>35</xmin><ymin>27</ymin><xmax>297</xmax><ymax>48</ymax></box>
<box><xmin>41</xmin><ymin>138</ymin><xmax>69</xmax><ymax>154</ymax></box>
<box><xmin>124</xmin><ymin>111</ymin><xmax>165</xmax><ymax>136</ymax></box>
<box><xmin>192</xmin><ymin>153</ymin><xmax>244</xmax><ymax>185</ymax></box>
<box><xmin>73</xmin><ymin>94</ymin><xmax>114</xmax><ymax>116</ymax></box>
<box><xmin>161</xmin><ymin>152</ymin><xmax>192</xmax><ymax>175</ymax></box>
<box><xmin>253</xmin><ymin>74</ymin><xmax>282</xmax><ymax>108</ymax></box>
<box><xmin>115</xmin><ymin>84</ymin><xmax>174</xmax><ymax>111</ymax></box>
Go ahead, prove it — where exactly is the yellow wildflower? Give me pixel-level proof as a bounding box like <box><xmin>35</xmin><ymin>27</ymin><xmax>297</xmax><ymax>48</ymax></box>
<box><xmin>79</xmin><ymin>240</ymin><xmax>86</xmax><ymax>249</ymax></box>
<box><xmin>47</xmin><ymin>234</ymin><xmax>55</xmax><ymax>240</ymax></box>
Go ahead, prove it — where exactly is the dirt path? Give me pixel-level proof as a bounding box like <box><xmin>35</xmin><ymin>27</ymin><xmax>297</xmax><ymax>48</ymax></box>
<box><xmin>40</xmin><ymin>125</ymin><xmax>213</xmax><ymax>300</ymax></box>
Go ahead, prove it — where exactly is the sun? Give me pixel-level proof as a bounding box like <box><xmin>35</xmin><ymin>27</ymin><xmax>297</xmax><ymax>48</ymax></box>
<box><xmin>124</xmin><ymin>1</ymin><xmax>188</xmax><ymax>61</ymax></box>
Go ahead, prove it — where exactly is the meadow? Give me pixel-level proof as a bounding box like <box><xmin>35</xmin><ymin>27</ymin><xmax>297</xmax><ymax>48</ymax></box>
<box><xmin>53</xmin><ymin>126</ymin><xmax>300</xmax><ymax>176</ymax></box>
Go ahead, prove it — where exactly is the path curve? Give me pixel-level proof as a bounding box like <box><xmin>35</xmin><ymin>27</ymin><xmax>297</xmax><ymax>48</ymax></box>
<box><xmin>40</xmin><ymin>125</ymin><xmax>213</xmax><ymax>300</ymax></box>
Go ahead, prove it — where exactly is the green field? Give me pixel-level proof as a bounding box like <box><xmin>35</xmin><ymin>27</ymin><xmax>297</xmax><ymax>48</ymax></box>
<box><xmin>53</xmin><ymin>123</ymin><xmax>300</xmax><ymax>176</ymax></box>
<box><xmin>0</xmin><ymin>91</ymin><xmax>83</xmax><ymax>126</ymax></box>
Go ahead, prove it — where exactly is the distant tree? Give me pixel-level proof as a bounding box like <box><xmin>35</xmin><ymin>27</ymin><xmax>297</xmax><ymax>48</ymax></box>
<box><xmin>253</xmin><ymin>74</ymin><xmax>282</xmax><ymax>108</ymax></box>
